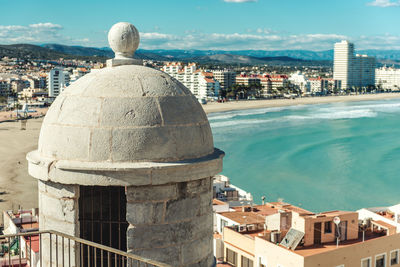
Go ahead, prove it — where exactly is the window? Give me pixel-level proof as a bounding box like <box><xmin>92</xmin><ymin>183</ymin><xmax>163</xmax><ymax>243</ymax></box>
<box><xmin>376</xmin><ymin>253</ymin><xmax>387</xmax><ymax>267</ymax></box>
<box><xmin>226</xmin><ymin>248</ymin><xmax>237</xmax><ymax>266</ymax></box>
<box><xmin>391</xmin><ymin>250</ymin><xmax>399</xmax><ymax>265</ymax></box>
<box><xmin>241</xmin><ymin>256</ymin><xmax>253</xmax><ymax>267</ymax></box>
<box><xmin>324</xmin><ymin>221</ymin><xmax>332</xmax><ymax>233</ymax></box>
<box><xmin>361</xmin><ymin>257</ymin><xmax>371</xmax><ymax>267</ymax></box>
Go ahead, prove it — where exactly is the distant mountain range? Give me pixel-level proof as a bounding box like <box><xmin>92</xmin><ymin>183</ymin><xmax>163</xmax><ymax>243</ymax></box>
<box><xmin>41</xmin><ymin>44</ymin><xmax>328</xmax><ymax>65</ymax></box>
<box><xmin>41</xmin><ymin>44</ymin><xmax>400</xmax><ymax>65</ymax></box>
<box><xmin>1</xmin><ymin>43</ymin><xmax>399</xmax><ymax>66</ymax></box>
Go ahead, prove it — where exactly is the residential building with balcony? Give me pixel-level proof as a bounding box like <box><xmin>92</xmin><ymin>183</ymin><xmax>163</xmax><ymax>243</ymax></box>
<box><xmin>162</xmin><ymin>62</ymin><xmax>220</xmax><ymax>99</ymax></box>
<box><xmin>334</xmin><ymin>40</ymin><xmax>376</xmax><ymax>90</ymax></box>
<box><xmin>216</xmin><ymin>201</ymin><xmax>400</xmax><ymax>267</ymax></box>
<box><xmin>375</xmin><ymin>66</ymin><xmax>400</xmax><ymax>91</ymax></box>
<box><xmin>213</xmin><ymin>70</ymin><xmax>236</xmax><ymax>91</ymax></box>
<box><xmin>289</xmin><ymin>72</ymin><xmax>310</xmax><ymax>94</ymax></box>
<box><xmin>47</xmin><ymin>67</ymin><xmax>70</xmax><ymax>97</ymax></box>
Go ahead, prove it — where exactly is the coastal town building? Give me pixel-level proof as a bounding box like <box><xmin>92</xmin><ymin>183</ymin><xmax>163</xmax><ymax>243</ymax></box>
<box><xmin>10</xmin><ymin>79</ymin><xmax>26</xmax><ymax>93</ymax></box>
<box><xmin>235</xmin><ymin>74</ymin><xmax>260</xmax><ymax>86</ymax></box>
<box><xmin>334</xmin><ymin>40</ymin><xmax>355</xmax><ymax>90</ymax></box>
<box><xmin>2</xmin><ymin>209</ymin><xmax>39</xmax><ymax>266</ymax></box>
<box><xmin>213</xmin><ymin>70</ymin><xmax>236</xmax><ymax>90</ymax></box>
<box><xmin>289</xmin><ymin>71</ymin><xmax>310</xmax><ymax>94</ymax></box>
<box><xmin>358</xmin><ymin>203</ymin><xmax>400</xmax><ymax>233</ymax></box>
<box><xmin>308</xmin><ymin>78</ymin><xmax>341</xmax><ymax>94</ymax></box>
<box><xmin>47</xmin><ymin>67</ymin><xmax>70</xmax><ymax>97</ymax></box>
<box><xmin>354</xmin><ymin>54</ymin><xmax>376</xmax><ymax>88</ymax></box>
<box><xmin>250</xmin><ymin>74</ymin><xmax>291</xmax><ymax>97</ymax></box>
<box><xmin>215</xmin><ymin>201</ymin><xmax>400</xmax><ymax>267</ymax></box>
<box><xmin>162</xmin><ymin>62</ymin><xmax>220</xmax><ymax>99</ymax></box>
<box><xmin>270</xmin><ymin>75</ymin><xmax>290</xmax><ymax>93</ymax></box>
<box><xmin>334</xmin><ymin>40</ymin><xmax>375</xmax><ymax>90</ymax></box>
<box><xmin>213</xmin><ymin>175</ymin><xmax>253</xmax><ymax>207</ymax></box>
<box><xmin>69</xmin><ymin>67</ymin><xmax>90</xmax><ymax>83</ymax></box>
<box><xmin>0</xmin><ymin>80</ymin><xmax>11</xmax><ymax>96</ymax></box>
<box><xmin>375</xmin><ymin>66</ymin><xmax>400</xmax><ymax>91</ymax></box>
<box><xmin>308</xmin><ymin>78</ymin><xmax>327</xmax><ymax>93</ymax></box>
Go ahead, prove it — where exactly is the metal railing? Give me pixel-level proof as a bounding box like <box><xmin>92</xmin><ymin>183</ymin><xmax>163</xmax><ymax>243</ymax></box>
<box><xmin>0</xmin><ymin>230</ymin><xmax>171</xmax><ymax>267</ymax></box>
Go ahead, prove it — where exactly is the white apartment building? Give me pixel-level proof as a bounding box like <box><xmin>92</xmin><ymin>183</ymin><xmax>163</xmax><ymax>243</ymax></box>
<box><xmin>376</xmin><ymin>66</ymin><xmax>400</xmax><ymax>90</ymax></box>
<box><xmin>308</xmin><ymin>78</ymin><xmax>341</xmax><ymax>94</ymax></box>
<box><xmin>47</xmin><ymin>68</ymin><xmax>70</xmax><ymax>97</ymax></box>
<box><xmin>213</xmin><ymin>70</ymin><xmax>236</xmax><ymax>90</ymax></box>
<box><xmin>308</xmin><ymin>78</ymin><xmax>325</xmax><ymax>93</ymax></box>
<box><xmin>334</xmin><ymin>40</ymin><xmax>354</xmax><ymax>90</ymax></box>
<box><xmin>289</xmin><ymin>71</ymin><xmax>310</xmax><ymax>93</ymax></box>
<box><xmin>162</xmin><ymin>62</ymin><xmax>220</xmax><ymax>99</ymax></box>
<box><xmin>334</xmin><ymin>40</ymin><xmax>375</xmax><ymax>90</ymax></box>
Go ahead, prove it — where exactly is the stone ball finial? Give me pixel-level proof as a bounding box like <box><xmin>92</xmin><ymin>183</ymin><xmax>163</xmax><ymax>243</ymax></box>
<box><xmin>108</xmin><ymin>22</ymin><xmax>140</xmax><ymax>59</ymax></box>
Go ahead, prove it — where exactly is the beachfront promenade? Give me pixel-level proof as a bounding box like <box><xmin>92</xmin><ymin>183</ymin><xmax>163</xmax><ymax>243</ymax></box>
<box><xmin>2</xmin><ymin>93</ymin><xmax>400</xmax><ymax>123</ymax></box>
<box><xmin>0</xmin><ymin>108</ymin><xmax>48</xmax><ymax>123</ymax></box>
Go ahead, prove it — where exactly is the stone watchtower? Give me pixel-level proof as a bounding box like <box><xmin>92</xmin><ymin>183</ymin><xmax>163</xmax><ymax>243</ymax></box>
<box><xmin>27</xmin><ymin>22</ymin><xmax>224</xmax><ymax>266</ymax></box>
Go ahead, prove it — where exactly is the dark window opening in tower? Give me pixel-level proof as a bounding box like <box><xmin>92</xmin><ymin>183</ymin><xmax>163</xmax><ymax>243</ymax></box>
<box><xmin>79</xmin><ymin>186</ymin><xmax>128</xmax><ymax>267</ymax></box>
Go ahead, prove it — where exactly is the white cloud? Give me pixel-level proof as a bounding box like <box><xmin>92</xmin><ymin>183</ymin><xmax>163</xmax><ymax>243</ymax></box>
<box><xmin>224</xmin><ymin>0</ymin><xmax>257</xmax><ymax>3</ymax></box>
<box><xmin>29</xmin><ymin>22</ymin><xmax>63</xmax><ymax>30</ymax></box>
<box><xmin>0</xmin><ymin>22</ymin><xmax>87</xmax><ymax>45</ymax></box>
<box><xmin>367</xmin><ymin>0</ymin><xmax>400</xmax><ymax>7</ymax></box>
<box><xmin>138</xmin><ymin>30</ymin><xmax>400</xmax><ymax>51</ymax></box>
<box><xmin>139</xmin><ymin>31</ymin><xmax>348</xmax><ymax>50</ymax></box>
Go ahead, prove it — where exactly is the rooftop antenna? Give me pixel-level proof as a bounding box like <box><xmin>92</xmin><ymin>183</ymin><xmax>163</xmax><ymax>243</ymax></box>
<box><xmin>333</xmin><ymin>216</ymin><xmax>341</xmax><ymax>247</ymax></box>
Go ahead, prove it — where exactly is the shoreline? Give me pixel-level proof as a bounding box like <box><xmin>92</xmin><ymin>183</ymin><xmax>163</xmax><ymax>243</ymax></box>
<box><xmin>202</xmin><ymin>93</ymin><xmax>400</xmax><ymax>114</ymax></box>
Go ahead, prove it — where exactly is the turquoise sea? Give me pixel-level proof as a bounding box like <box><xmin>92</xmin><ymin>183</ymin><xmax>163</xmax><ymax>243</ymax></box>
<box><xmin>209</xmin><ymin>98</ymin><xmax>400</xmax><ymax>212</ymax></box>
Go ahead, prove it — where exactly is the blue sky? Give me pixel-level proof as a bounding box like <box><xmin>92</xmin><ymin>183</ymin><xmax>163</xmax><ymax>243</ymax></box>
<box><xmin>0</xmin><ymin>0</ymin><xmax>399</xmax><ymax>50</ymax></box>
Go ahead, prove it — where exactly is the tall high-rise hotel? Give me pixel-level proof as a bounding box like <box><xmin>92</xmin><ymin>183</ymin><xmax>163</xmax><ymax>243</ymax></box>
<box><xmin>333</xmin><ymin>40</ymin><xmax>376</xmax><ymax>90</ymax></box>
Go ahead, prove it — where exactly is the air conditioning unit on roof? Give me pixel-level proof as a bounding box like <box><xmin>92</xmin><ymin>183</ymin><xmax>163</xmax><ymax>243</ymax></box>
<box><xmin>247</xmin><ymin>224</ymin><xmax>256</xmax><ymax>231</ymax></box>
<box><xmin>239</xmin><ymin>225</ymin><xmax>247</xmax><ymax>232</ymax></box>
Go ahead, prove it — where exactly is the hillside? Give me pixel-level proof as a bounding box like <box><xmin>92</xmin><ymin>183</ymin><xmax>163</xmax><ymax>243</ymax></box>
<box><xmin>0</xmin><ymin>44</ymin><xmax>107</xmax><ymax>61</ymax></box>
<box><xmin>43</xmin><ymin>44</ymin><xmax>171</xmax><ymax>61</ymax></box>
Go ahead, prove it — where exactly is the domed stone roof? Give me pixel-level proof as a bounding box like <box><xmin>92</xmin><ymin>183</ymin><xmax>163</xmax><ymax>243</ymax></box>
<box><xmin>38</xmin><ymin>64</ymin><xmax>214</xmax><ymax>162</ymax></box>
<box><xmin>27</xmin><ymin>22</ymin><xmax>223</xmax><ymax>187</ymax></box>
<box><xmin>37</xmin><ymin>22</ymin><xmax>214</xmax><ymax>164</ymax></box>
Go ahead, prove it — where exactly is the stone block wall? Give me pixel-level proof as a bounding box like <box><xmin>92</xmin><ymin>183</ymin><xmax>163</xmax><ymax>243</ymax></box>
<box><xmin>39</xmin><ymin>180</ymin><xmax>80</xmax><ymax>266</ymax></box>
<box><xmin>126</xmin><ymin>176</ymin><xmax>214</xmax><ymax>267</ymax></box>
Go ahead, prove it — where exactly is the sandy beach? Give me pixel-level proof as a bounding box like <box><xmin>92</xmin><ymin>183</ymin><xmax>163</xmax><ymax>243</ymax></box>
<box><xmin>1</xmin><ymin>93</ymin><xmax>400</xmax><ymax>212</ymax></box>
<box><xmin>202</xmin><ymin>93</ymin><xmax>400</xmax><ymax>114</ymax></box>
<box><xmin>0</xmin><ymin>118</ymin><xmax>41</xmax><ymax>213</ymax></box>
